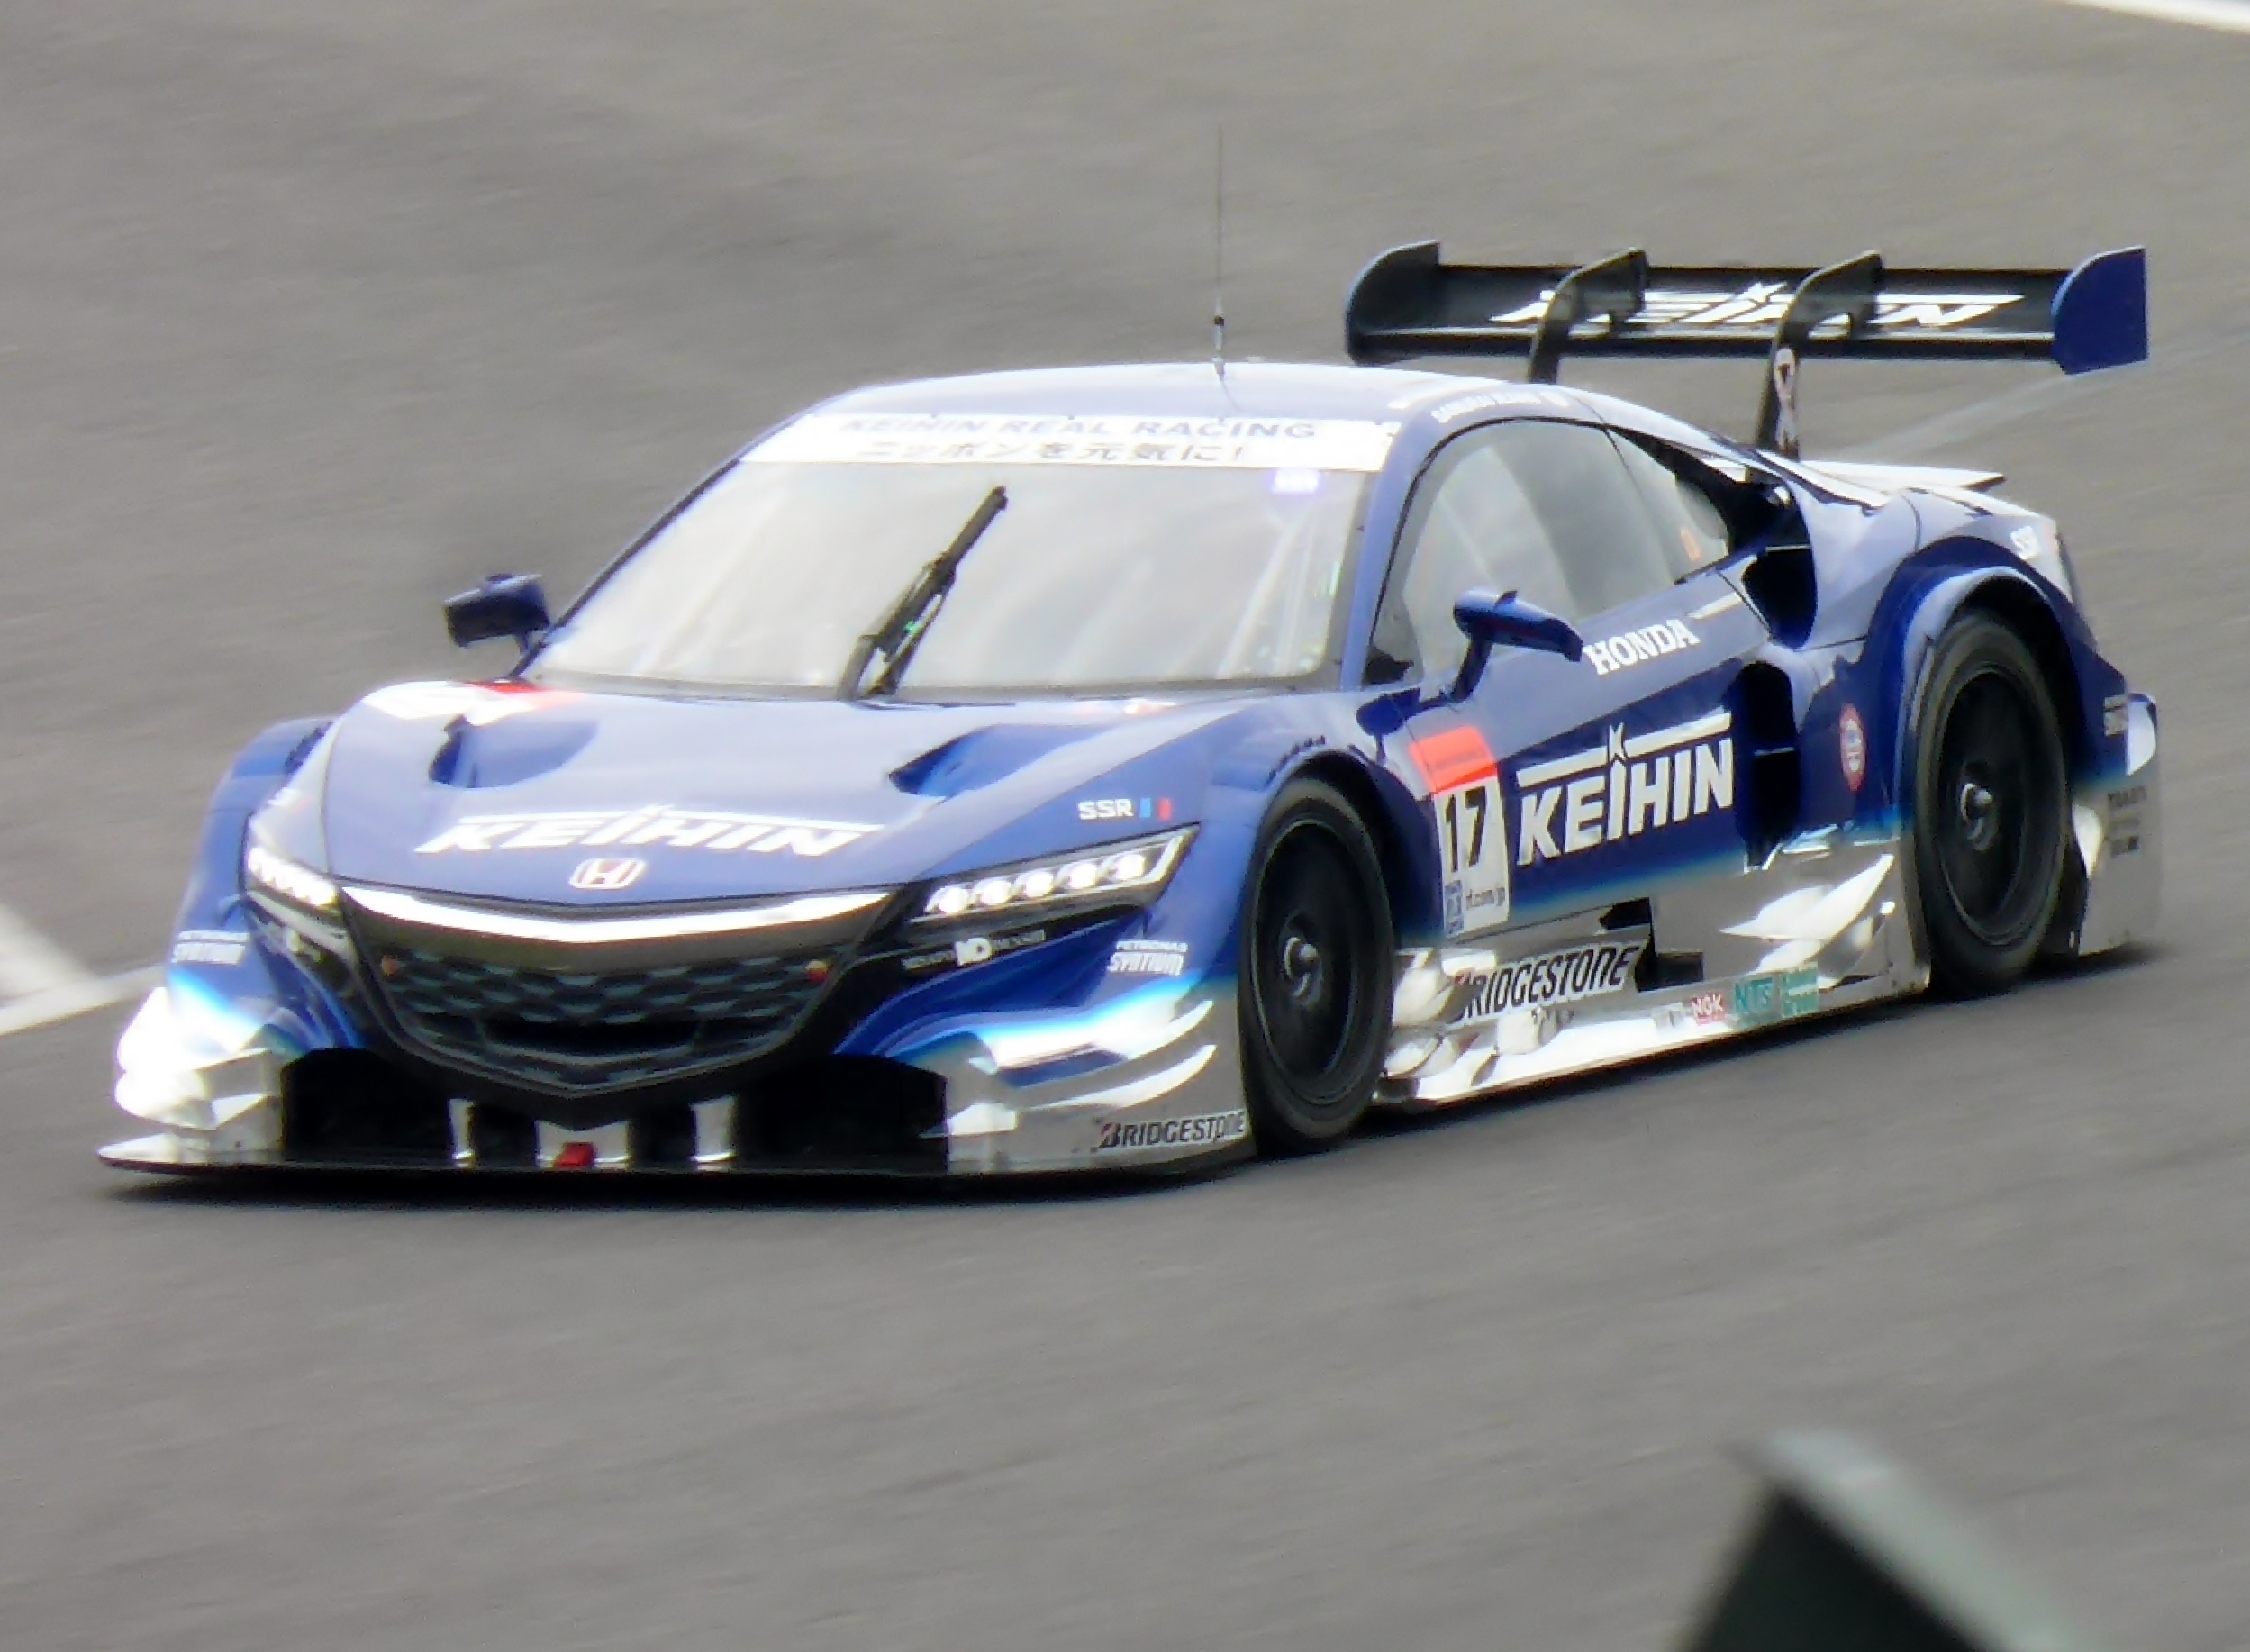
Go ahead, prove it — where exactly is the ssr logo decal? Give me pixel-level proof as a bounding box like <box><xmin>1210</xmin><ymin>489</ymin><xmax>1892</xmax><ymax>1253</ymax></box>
<box><xmin>1454</xmin><ymin>937</ymin><xmax>1646</xmax><ymax>1023</ymax></box>
<box><xmin>1584</xmin><ymin>620</ymin><xmax>1699</xmax><ymax>676</ymax></box>
<box><xmin>1094</xmin><ymin>1111</ymin><xmax>1249</xmax><ymax>1153</ymax></box>
<box><xmin>415</xmin><ymin>805</ymin><xmax>878</xmax><ymax>858</ymax></box>
<box><xmin>1408</xmin><ymin>725</ymin><xmax>1510</xmax><ymax>938</ymax></box>
<box><xmin>1515</xmin><ymin>712</ymin><xmax>1734</xmax><ymax>866</ymax></box>
<box><xmin>1076</xmin><ymin>796</ymin><xmax>1175</xmax><ymax>822</ymax></box>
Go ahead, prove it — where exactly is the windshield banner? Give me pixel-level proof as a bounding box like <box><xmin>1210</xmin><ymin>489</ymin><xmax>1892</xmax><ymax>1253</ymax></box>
<box><xmin>748</xmin><ymin>413</ymin><xmax>1400</xmax><ymax>472</ymax></box>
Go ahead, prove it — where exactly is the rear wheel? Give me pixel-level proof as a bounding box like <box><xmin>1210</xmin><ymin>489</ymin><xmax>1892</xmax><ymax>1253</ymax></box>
<box><xmin>1910</xmin><ymin>614</ymin><xmax>2070</xmax><ymax>995</ymax></box>
<box><xmin>1238</xmin><ymin>779</ymin><xmax>1393</xmax><ymax>1154</ymax></box>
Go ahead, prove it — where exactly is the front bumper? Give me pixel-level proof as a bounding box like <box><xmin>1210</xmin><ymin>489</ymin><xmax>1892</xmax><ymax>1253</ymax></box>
<box><xmin>103</xmin><ymin>965</ymin><xmax>1252</xmax><ymax>1179</ymax></box>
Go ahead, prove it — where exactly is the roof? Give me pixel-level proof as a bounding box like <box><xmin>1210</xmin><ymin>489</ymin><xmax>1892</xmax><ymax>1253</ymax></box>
<box><xmin>816</xmin><ymin>360</ymin><xmax>1508</xmax><ymax>422</ymax></box>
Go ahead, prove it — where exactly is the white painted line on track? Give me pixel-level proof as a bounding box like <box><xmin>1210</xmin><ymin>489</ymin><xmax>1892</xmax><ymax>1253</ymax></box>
<box><xmin>0</xmin><ymin>895</ymin><xmax>158</xmax><ymax>1039</ymax></box>
<box><xmin>2048</xmin><ymin>0</ymin><xmax>2250</xmax><ymax>32</ymax></box>
<box><xmin>0</xmin><ymin>967</ymin><xmax>161</xmax><ymax>1039</ymax></box>
<box><xmin>1864</xmin><ymin>323</ymin><xmax>2250</xmax><ymax>459</ymax></box>
<box><xmin>0</xmin><ymin>898</ymin><xmax>100</xmax><ymax>1001</ymax></box>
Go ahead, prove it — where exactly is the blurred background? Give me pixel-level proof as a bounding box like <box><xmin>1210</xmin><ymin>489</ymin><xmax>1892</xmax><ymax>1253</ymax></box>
<box><xmin>2</xmin><ymin>1</ymin><xmax>2246</xmax><ymax>1647</ymax></box>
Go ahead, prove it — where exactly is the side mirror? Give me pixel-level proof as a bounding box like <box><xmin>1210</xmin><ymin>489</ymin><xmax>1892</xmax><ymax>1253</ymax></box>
<box><xmin>445</xmin><ymin>574</ymin><xmax>550</xmax><ymax>649</ymax></box>
<box><xmin>1450</xmin><ymin>587</ymin><xmax>1583</xmax><ymax>695</ymax></box>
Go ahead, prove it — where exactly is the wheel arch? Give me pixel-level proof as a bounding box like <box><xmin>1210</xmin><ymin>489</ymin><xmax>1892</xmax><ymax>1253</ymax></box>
<box><xmin>1237</xmin><ymin>753</ymin><xmax>1402</xmax><ymax>1154</ymax></box>
<box><xmin>1946</xmin><ymin>582</ymin><xmax>2097</xmax><ymax>955</ymax></box>
<box><xmin>1952</xmin><ymin>580</ymin><xmax>2088</xmax><ymax>775</ymax></box>
<box><xmin>1283</xmin><ymin>750</ymin><xmax>1427</xmax><ymax>945</ymax></box>
<box><xmin>1886</xmin><ymin>563</ymin><xmax>2085</xmax><ymax>979</ymax></box>
<box><xmin>1887</xmin><ymin>561</ymin><xmax>2089</xmax><ymax>803</ymax></box>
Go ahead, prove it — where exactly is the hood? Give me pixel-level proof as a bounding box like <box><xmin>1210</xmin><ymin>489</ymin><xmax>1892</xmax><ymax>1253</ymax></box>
<box><xmin>1795</xmin><ymin>458</ymin><xmax>2006</xmax><ymax>502</ymax></box>
<box><xmin>316</xmin><ymin>681</ymin><xmax>1231</xmax><ymax>905</ymax></box>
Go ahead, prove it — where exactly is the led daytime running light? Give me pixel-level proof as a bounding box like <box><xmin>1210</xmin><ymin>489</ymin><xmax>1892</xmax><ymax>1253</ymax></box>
<box><xmin>921</xmin><ymin>829</ymin><xmax>1191</xmax><ymax>921</ymax></box>
<box><xmin>245</xmin><ymin>842</ymin><xmax>340</xmax><ymax>913</ymax></box>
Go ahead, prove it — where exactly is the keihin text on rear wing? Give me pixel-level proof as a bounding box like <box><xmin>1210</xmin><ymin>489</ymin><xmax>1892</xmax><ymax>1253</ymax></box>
<box><xmin>1344</xmin><ymin>242</ymin><xmax>2148</xmax><ymax>454</ymax></box>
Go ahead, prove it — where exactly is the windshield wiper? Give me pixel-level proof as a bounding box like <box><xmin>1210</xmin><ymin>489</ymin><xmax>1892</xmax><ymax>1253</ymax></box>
<box><xmin>841</xmin><ymin>485</ymin><xmax>1009</xmax><ymax>699</ymax></box>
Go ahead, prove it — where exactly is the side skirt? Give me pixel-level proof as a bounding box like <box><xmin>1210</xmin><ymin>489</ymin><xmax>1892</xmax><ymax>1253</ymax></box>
<box><xmin>1381</xmin><ymin>835</ymin><xmax>1928</xmax><ymax>1110</ymax></box>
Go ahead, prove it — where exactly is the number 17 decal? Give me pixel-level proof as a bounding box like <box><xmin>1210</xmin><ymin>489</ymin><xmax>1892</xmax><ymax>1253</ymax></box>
<box><xmin>1408</xmin><ymin>725</ymin><xmax>1511</xmax><ymax>938</ymax></box>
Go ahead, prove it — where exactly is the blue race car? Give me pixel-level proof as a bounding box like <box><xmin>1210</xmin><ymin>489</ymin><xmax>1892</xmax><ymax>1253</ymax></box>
<box><xmin>105</xmin><ymin>241</ymin><xmax>2160</xmax><ymax>1177</ymax></box>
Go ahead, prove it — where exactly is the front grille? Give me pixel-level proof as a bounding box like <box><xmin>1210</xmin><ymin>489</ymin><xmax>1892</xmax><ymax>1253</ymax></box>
<box><xmin>370</xmin><ymin>945</ymin><xmax>838</xmax><ymax>1093</ymax></box>
<box><xmin>284</xmin><ymin>1050</ymin><xmax>453</xmax><ymax>1166</ymax></box>
<box><xmin>276</xmin><ymin>1048</ymin><xmax>947</xmax><ymax>1171</ymax></box>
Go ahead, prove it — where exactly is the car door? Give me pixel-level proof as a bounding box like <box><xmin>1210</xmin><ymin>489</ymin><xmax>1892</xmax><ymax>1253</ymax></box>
<box><xmin>1373</xmin><ymin>415</ymin><xmax>1778</xmax><ymax>940</ymax></box>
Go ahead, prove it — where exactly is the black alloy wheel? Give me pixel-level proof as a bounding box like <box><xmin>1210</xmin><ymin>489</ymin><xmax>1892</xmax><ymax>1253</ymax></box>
<box><xmin>1910</xmin><ymin>614</ymin><xmax>2070</xmax><ymax>995</ymax></box>
<box><xmin>1238</xmin><ymin>778</ymin><xmax>1394</xmax><ymax>1154</ymax></box>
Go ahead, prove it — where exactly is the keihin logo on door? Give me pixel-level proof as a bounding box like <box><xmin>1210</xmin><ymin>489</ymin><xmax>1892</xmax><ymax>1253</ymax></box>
<box><xmin>1515</xmin><ymin>711</ymin><xmax>1734</xmax><ymax>865</ymax></box>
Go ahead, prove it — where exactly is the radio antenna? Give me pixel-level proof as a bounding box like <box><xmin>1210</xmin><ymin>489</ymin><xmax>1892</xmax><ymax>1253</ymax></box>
<box><xmin>1211</xmin><ymin>124</ymin><xmax>1227</xmax><ymax>378</ymax></box>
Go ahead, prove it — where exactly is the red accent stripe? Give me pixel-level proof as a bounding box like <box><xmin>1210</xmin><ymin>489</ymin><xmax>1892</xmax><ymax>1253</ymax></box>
<box><xmin>1408</xmin><ymin>726</ymin><xmax>1498</xmax><ymax>793</ymax></box>
<box><xmin>476</xmin><ymin>680</ymin><xmax>578</xmax><ymax>709</ymax></box>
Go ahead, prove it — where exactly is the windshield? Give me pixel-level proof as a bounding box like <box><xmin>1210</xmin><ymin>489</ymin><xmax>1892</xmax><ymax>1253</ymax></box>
<box><xmin>531</xmin><ymin>421</ymin><xmax>1378</xmax><ymax>696</ymax></box>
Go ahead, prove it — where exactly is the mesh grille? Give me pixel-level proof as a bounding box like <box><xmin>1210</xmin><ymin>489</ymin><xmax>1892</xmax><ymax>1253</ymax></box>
<box><xmin>371</xmin><ymin>947</ymin><xmax>837</xmax><ymax>1092</ymax></box>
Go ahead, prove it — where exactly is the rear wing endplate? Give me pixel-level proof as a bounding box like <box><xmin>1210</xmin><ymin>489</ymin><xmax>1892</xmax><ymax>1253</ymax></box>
<box><xmin>1344</xmin><ymin>242</ymin><xmax>2147</xmax><ymax>456</ymax></box>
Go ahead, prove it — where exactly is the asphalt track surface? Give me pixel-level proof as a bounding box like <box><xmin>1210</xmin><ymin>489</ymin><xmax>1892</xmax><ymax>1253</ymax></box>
<box><xmin>4</xmin><ymin>3</ymin><xmax>2249</xmax><ymax>1647</ymax></box>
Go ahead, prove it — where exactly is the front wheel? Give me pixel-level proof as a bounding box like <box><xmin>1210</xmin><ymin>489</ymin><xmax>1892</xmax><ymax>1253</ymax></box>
<box><xmin>1910</xmin><ymin>614</ymin><xmax>2070</xmax><ymax>995</ymax></box>
<box><xmin>1238</xmin><ymin>778</ymin><xmax>1394</xmax><ymax>1155</ymax></box>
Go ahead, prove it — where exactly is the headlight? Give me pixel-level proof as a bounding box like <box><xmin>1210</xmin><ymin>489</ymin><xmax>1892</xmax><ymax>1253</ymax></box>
<box><xmin>241</xmin><ymin>835</ymin><xmax>356</xmax><ymax>978</ymax></box>
<box><xmin>245</xmin><ymin>841</ymin><xmax>340</xmax><ymax>913</ymax></box>
<box><xmin>916</xmin><ymin>828</ymin><xmax>1194</xmax><ymax>923</ymax></box>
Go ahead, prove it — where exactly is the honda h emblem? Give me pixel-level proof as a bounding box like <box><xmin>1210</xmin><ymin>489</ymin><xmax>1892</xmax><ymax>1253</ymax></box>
<box><xmin>569</xmin><ymin>857</ymin><xmax>647</xmax><ymax>892</ymax></box>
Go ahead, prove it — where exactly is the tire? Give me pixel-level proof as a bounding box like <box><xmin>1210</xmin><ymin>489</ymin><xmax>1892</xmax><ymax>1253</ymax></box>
<box><xmin>1238</xmin><ymin>778</ymin><xmax>1395</xmax><ymax>1154</ymax></box>
<box><xmin>1909</xmin><ymin>613</ymin><xmax>2070</xmax><ymax>996</ymax></box>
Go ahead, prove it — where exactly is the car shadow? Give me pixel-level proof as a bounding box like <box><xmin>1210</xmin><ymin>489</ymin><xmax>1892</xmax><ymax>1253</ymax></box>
<box><xmin>1358</xmin><ymin>941</ymin><xmax>2156</xmax><ymax>1144</ymax></box>
<box><xmin>105</xmin><ymin>1156</ymin><xmax>1235</xmax><ymax>1213</ymax></box>
<box><xmin>104</xmin><ymin>945</ymin><xmax>2157</xmax><ymax>1211</ymax></box>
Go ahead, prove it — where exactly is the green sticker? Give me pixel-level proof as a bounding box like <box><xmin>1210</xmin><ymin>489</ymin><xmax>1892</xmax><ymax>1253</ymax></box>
<box><xmin>1731</xmin><ymin>969</ymin><xmax>1819</xmax><ymax>1026</ymax></box>
<box><xmin>1732</xmin><ymin>975</ymin><xmax>1779</xmax><ymax>1027</ymax></box>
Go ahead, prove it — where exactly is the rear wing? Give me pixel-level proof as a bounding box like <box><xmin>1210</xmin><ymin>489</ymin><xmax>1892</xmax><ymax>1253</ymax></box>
<box><xmin>1344</xmin><ymin>243</ymin><xmax>2147</xmax><ymax>456</ymax></box>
